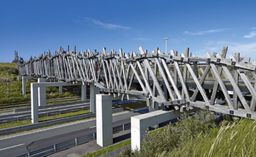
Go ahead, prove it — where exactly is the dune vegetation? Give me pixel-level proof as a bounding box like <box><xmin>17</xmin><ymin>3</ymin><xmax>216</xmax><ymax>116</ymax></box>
<box><xmin>118</xmin><ymin>112</ymin><xmax>256</xmax><ymax>157</ymax></box>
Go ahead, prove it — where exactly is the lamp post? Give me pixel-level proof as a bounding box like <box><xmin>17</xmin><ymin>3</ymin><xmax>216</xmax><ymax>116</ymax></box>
<box><xmin>163</xmin><ymin>37</ymin><xmax>168</xmax><ymax>53</ymax></box>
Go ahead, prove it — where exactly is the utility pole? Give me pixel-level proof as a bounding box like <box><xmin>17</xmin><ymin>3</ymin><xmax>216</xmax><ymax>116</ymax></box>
<box><xmin>163</xmin><ymin>37</ymin><xmax>168</xmax><ymax>53</ymax></box>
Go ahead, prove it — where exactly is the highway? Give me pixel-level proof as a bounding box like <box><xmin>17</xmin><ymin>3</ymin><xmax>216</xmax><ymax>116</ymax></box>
<box><xmin>0</xmin><ymin>103</ymin><xmax>89</xmax><ymax>123</ymax></box>
<box><xmin>0</xmin><ymin>99</ymin><xmax>141</xmax><ymax>123</ymax></box>
<box><xmin>0</xmin><ymin>110</ymin><xmax>143</xmax><ymax>157</ymax></box>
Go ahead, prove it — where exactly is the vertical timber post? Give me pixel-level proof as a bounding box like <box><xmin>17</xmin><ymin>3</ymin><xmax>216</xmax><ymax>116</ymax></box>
<box><xmin>96</xmin><ymin>94</ymin><xmax>113</xmax><ymax>147</ymax></box>
<box><xmin>234</xmin><ymin>53</ymin><xmax>240</xmax><ymax>109</ymax></box>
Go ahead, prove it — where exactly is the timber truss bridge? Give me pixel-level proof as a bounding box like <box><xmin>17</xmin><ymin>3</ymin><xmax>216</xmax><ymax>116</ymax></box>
<box><xmin>18</xmin><ymin>46</ymin><xmax>256</xmax><ymax>119</ymax></box>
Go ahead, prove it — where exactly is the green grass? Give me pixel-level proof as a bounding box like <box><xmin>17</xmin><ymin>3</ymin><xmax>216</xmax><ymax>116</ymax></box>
<box><xmin>0</xmin><ymin>109</ymin><xmax>89</xmax><ymax>129</ymax></box>
<box><xmin>119</xmin><ymin>112</ymin><xmax>256</xmax><ymax>157</ymax></box>
<box><xmin>0</xmin><ymin>63</ymin><xmax>79</xmax><ymax>110</ymax></box>
<box><xmin>0</xmin><ymin>119</ymin><xmax>31</xmax><ymax>129</ymax></box>
<box><xmin>0</xmin><ymin>63</ymin><xmax>30</xmax><ymax>109</ymax></box>
<box><xmin>39</xmin><ymin>109</ymin><xmax>89</xmax><ymax>121</ymax></box>
<box><xmin>84</xmin><ymin>139</ymin><xmax>131</xmax><ymax>157</ymax></box>
<box><xmin>168</xmin><ymin>119</ymin><xmax>256</xmax><ymax>157</ymax></box>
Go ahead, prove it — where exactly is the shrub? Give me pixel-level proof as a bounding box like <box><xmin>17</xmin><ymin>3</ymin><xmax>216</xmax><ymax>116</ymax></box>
<box><xmin>119</xmin><ymin>111</ymin><xmax>216</xmax><ymax>157</ymax></box>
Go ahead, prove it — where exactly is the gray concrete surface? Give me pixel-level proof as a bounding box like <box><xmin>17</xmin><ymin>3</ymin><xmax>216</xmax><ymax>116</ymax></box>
<box><xmin>0</xmin><ymin>111</ymin><xmax>139</xmax><ymax>157</ymax></box>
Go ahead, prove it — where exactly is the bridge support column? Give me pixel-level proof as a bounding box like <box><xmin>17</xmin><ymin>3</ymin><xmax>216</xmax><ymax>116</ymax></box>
<box><xmin>96</xmin><ymin>94</ymin><xmax>113</xmax><ymax>147</ymax></box>
<box><xmin>22</xmin><ymin>76</ymin><xmax>26</xmax><ymax>95</ymax></box>
<box><xmin>90</xmin><ymin>84</ymin><xmax>99</xmax><ymax>113</ymax></box>
<box><xmin>31</xmin><ymin>83</ymin><xmax>39</xmax><ymax>124</ymax></box>
<box><xmin>38</xmin><ymin>78</ymin><xmax>46</xmax><ymax>107</ymax></box>
<box><xmin>81</xmin><ymin>83</ymin><xmax>87</xmax><ymax>101</ymax></box>
<box><xmin>131</xmin><ymin>110</ymin><xmax>178</xmax><ymax>151</ymax></box>
<box><xmin>59</xmin><ymin>86</ymin><xmax>63</xmax><ymax>94</ymax></box>
<box><xmin>146</xmin><ymin>98</ymin><xmax>158</xmax><ymax>112</ymax></box>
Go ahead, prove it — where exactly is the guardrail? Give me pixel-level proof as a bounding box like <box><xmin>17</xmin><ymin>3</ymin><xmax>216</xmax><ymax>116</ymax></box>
<box><xmin>0</xmin><ymin>99</ymin><xmax>137</xmax><ymax>123</ymax></box>
<box><xmin>18</xmin><ymin>122</ymin><xmax>131</xmax><ymax>157</ymax></box>
<box><xmin>0</xmin><ymin>113</ymin><xmax>95</xmax><ymax>136</ymax></box>
<box><xmin>0</xmin><ymin>104</ymin><xmax>89</xmax><ymax>123</ymax></box>
<box><xmin>0</xmin><ymin>108</ymin><xmax>124</xmax><ymax>136</ymax></box>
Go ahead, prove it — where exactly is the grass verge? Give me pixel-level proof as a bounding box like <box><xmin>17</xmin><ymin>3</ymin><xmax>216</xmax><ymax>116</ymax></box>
<box><xmin>84</xmin><ymin>139</ymin><xmax>131</xmax><ymax>157</ymax></box>
<box><xmin>0</xmin><ymin>109</ymin><xmax>89</xmax><ymax>129</ymax></box>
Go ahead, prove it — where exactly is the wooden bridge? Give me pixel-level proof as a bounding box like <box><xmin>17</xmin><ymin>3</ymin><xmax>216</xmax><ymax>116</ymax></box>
<box><xmin>18</xmin><ymin>46</ymin><xmax>256</xmax><ymax>119</ymax></box>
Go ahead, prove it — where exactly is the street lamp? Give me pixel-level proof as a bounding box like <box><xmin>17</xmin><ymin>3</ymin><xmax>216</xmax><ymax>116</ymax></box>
<box><xmin>163</xmin><ymin>37</ymin><xmax>168</xmax><ymax>53</ymax></box>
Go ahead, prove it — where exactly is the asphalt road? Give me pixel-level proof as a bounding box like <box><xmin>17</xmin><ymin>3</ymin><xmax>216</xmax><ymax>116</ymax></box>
<box><xmin>0</xmin><ymin>110</ymin><xmax>140</xmax><ymax>157</ymax></box>
<box><xmin>0</xmin><ymin>103</ymin><xmax>89</xmax><ymax>123</ymax></box>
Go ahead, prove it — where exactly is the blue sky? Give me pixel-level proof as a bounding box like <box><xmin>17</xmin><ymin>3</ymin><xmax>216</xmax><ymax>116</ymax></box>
<box><xmin>1</xmin><ymin>0</ymin><xmax>256</xmax><ymax>62</ymax></box>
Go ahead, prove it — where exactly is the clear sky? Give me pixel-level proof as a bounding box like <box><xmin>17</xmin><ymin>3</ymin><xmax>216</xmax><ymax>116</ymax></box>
<box><xmin>1</xmin><ymin>0</ymin><xmax>256</xmax><ymax>62</ymax></box>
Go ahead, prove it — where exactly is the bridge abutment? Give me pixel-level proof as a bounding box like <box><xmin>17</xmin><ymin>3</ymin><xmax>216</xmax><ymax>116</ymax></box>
<box><xmin>131</xmin><ymin>110</ymin><xmax>178</xmax><ymax>151</ymax></box>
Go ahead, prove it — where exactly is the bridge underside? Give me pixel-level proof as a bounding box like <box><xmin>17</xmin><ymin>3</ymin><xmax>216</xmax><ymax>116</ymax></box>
<box><xmin>18</xmin><ymin>46</ymin><xmax>256</xmax><ymax>119</ymax></box>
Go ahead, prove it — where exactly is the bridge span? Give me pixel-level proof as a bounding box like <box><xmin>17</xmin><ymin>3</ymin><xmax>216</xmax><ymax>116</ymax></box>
<box><xmin>18</xmin><ymin>46</ymin><xmax>256</xmax><ymax>119</ymax></box>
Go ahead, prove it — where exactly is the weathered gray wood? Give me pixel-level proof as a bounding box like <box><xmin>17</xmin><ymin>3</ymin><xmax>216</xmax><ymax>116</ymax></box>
<box><xmin>210</xmin><ymin>64</ymin><xmax>234</xmax><ymax>110</ymax></box>
<box><xmin>222</xmin><ymin>66</ymin><xmax>250</xmax><ymax>112</ymax></box>
<box><xmin>191</xmin><ymin>65</ymin><xmax>210</xmax><ymax>101</ymax></box>
<box><xmin>155</xmin><ymin>58</ymin><xmax>175</xmax><ymax>100</ymax></box>
<box><xmin>210</xmin><ymin>47</ymin><xmax>228</xmax><ymax>104</ymax></box>
<box><xmin>130</xmin><ymin>63</ymin><xmax>147</xmax><ymax>93</ymax></box>
<box><xmin>136</xmin><ymin>61</ymin><xmax>153</xmax><ymax>97</ymax></box>
<box><xmin>186</xmin><ymin>63</ymin><xmax>210</xmax><ymax>105</ymax></box>
<box><xmin>238</xmin><ymin>70</ymin><xmax>256</xmax><ymax>111</ymax></box>
<box><xmin>174</xmin><ymin>61</ymin><xmax>190</xmax><ymax>100</ymax></box>
<box><xmin>161</xmin><ymin>59</ymin><xmax>182</xmax><ymax>100</ymax></box>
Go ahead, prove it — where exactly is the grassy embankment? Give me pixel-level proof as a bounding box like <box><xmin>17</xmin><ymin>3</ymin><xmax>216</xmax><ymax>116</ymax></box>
<box><xmin>0</xmin><ymin>63</ymin><xmax>80</xmax><ymax>111</ymax></box>
<box><xmin>118</xmin><ymin>112</ymin><xmax>256</xmax><ymax>157</ymax></box>
<box><xmin>0</xmin><ymin>63</ymin><xmax>89</xmax><ymax>129</ymax></box>
<box><xmin>85</xmin><ymin>111</ymin><xmax>256</xmax><ymax>157</ymax></box>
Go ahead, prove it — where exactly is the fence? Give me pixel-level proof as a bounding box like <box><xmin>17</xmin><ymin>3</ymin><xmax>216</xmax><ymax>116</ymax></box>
<box><xmin>18</xmin><ymin>122</ymin><xmax>131</xmax><ymax>157</ymax></box>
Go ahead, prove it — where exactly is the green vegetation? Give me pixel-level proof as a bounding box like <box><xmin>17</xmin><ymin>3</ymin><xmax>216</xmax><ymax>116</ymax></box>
<box><xmin>0</xmin><ymin>63</ymin><xmax>79</xmax><ymax>110</ymax></box>
<box><xmin>39</xmin><ymin>109</ymin><xmax>89</xmax><ymax>121</ymax></box>
<box><xmin>0</xmin><ymin>109</ymin><xmax>89</xmax><ymax>129</ymax></box>
<box><xmin>84</xmin><ymin>139</ymin><xmax>131</xmax><ymax>157</ymax></box>
<box><xmin>117</xmin><ymin>112</ymin><xmax>256</xmax><ymax>157</ymax></box>
<box><xmin>0</xmin><ymin>63</ymin><xmax>30</xmax><ymax>108</ymax></box>
<box><xmin>169</xmin><ymin>119</ymin><xmax>256</xmax><ymax>157</ymax></box>
<box><xmin>0</xmin><ymin>119</ymin><xmax>31</xmax><ymax>129</ymax></box>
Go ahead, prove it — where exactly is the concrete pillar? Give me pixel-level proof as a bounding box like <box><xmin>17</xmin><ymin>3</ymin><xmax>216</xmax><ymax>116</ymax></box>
<box><xmin>146</xmin><ymin>98</ymin><xmax>157</xmax><ymax>112</ymax></box>
<box><xmin>31</xmin><ymin>83</ymin><xmax>39</xmax><ymax>124</ymax></box>
<box><xmin>81</xmin><ymin>83</ymin><xmax>87</xmax><ymax>101</ymax></box>
<box><xmin>90</xmin><ymin>84</ymin><xmax>99</xmax><ymax>113</ymax></box>
<box><xmin>59</xmin><ymin>86</ymin><xmax>63</xmax><ymax>94</ymax></box>
<box><xmin>96</xmin><ymin>94</ymin><xmax>113</xmax><ymax>147</ymax></box>
<box><xmin>131</xmin><ymin>110</ymin><xmax>178</xmax><ymax>151</ymax></box>
<box><xmin>37</xmin><ymin>78</ymin><xmax>46</xmax><ymax>107</ymax></box>
<box><xmin>22</xmin><ymin>76</ymin><xmax>26</xmax><ymax>95</ymax></box>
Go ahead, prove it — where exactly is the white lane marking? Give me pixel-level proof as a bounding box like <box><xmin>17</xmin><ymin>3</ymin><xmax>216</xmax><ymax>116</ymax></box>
<box><xmin>0</xmin><ymin>110</ymin><xmax>132</xmax><ymax>140</ymax></box>
<box><xmin>0</xmin><ymin>143</ymin><xmax>25</xmax><ymax>151</ymax></box>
